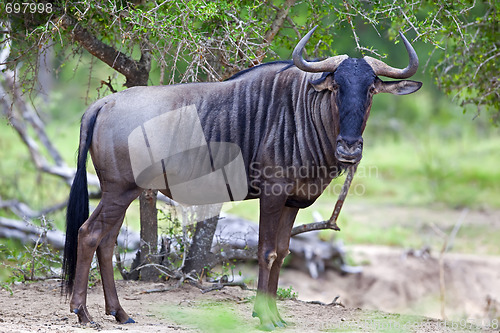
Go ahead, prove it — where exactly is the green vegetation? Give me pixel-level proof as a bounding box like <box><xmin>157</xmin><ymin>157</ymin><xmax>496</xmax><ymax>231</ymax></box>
<box><xmin>155</xmin><ymin>302</ymin><xmax>253</xmax><ymax>333</ymax></box>
<box><xmin>276</xmin><ymin>286</ymin><xmax>298</xmax><ymax>300</ymax></box>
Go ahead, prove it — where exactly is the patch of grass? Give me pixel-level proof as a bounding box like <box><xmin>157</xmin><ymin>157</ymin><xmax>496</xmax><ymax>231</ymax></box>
<box><xmin>357</xmin><ymin>133</ymin><xmax>500</xmax><ymax>209</ymax></box>
<box><xmin>451</xmin><ymin>225</ymin><xmax>500</xmax><ymax>255</ymax></box>
<box><xmin>154</xmin><ymin>301</ymin><xmax>255</xmax><ymax>333</ymax></box>
<box><xmin>338</xmin><ymin>220</ymin><xmax>422</xmax><ymax>248</ymax></box>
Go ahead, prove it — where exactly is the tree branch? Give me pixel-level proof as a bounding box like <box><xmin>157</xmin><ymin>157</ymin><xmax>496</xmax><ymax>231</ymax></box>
<box><xmin>0</xmin><ymin>69</ymin><xmax>100</xmax><ymax>188</ymax></box>
<box><xmin>254</xmin><ymin>0</ymin><xmax>297</xmax><ymax>64</ymax></box>
<box><xmin>264</xmin><ymin>0</ymin><xmax>297</xmax><ymax>44</ymax></box>
<box><xmin>58</xmin><ymin>15</ymin><xmax>150</xmax><ymax>87</ymax></box>
<box><xmin>0</xmin><ymin>197</ymin><xmax>67</xmax><ymax>219</ymax></box>
<box><xmin>0</xmin><ymin>216</ymin><xmax>65</xmax><ymax>249</ymax></box>
<box><xmin>291</xmin><ymin>220</ymin><xmax>340</xmax><ymax>237</ymax></box>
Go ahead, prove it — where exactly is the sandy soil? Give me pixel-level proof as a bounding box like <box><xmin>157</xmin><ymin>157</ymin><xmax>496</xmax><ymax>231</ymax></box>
<box><xmin>282</xmin><ymin>245</ymin><xmax>500</xmax><ymax>321</ymax></box>
<box><xmin>0</xmin><ymin>278</ymin><xmax>494</xmax><ymax>333</ymax></box>
<box><xmin>1</xmin><ymin>246</ymin><xmax>499</xmax><ymax>333</ymax></box>
<box><xmin>1</xmin><ymin>204</ymin><xmax>499</xmax><ymax>332</ymax></box>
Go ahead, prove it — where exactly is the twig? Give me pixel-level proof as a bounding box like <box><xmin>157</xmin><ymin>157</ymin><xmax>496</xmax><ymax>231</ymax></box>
<box><xmin>445</xmin><ymin>208</ymin><xmax>468</xmax><ymax>252</ymax></box>
<box><xmin>99</xmin><ymin>76</ymin><xmax>117</xmax><ymax>93</ymax></box>
<box><xmin>142</xmin><ymin>281</ymin><xmax>183</xmax><ymax>294</ymax></box>
<box><xmin>429</xmin><ymin>220</ymin><xmax>457</xmax><ymax>321</ymax></box>
<box><xmin>305</xmin><ymin>295</ymin><xmax>344</xmax><ymax>307</ymax></box>
<box><xmin>473</xmin><ymin>51</ymin><xmax>499</xmax><ymax>79</ymax></box>
<box><xmin>200</xmin><ymin>281</ymin><xmax>250</xmax><ymax>294</ymax></box>
<box><xmin>291</xmin><ymin>164</ymin><xmax>358</xmax><ymax>236</ymax></box>
<box><xmin>444</xmin><ymin>9</ymin><xmax>468</xmax><ymax>50</ymax></box>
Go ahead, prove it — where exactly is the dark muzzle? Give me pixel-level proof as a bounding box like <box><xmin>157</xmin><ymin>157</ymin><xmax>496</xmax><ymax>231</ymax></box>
<box><xmin>335</xmin><ymin>135</ymin><xmax>363</xmax><ymax>164</ymax></box>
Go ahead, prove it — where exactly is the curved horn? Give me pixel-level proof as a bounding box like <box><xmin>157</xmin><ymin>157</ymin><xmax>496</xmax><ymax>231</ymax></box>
<box><xmin>364</xmin><ymin>31</ymin><xmax>419</xmax><ymax>79</ymax></box>
<box><xmin>293</xmin><ymin>25</ymin><xmax>348</xmax><ymax>73</ymax></box>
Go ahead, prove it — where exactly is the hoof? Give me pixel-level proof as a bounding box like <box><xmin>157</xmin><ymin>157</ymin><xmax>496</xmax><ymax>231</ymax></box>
<box><xmin>108</xmin><ymin>308</ymin><xmax>134</xmax><ymax>324</ymax></box>
<box><xmin>72</xmin><ymin>306</ymin><xmax>92</xmax><ymax>324</ymax></box>
<box><xmin>258</xmin><ymin>322</ymin><xmax>276</xmax><ymax>331</ymax></box>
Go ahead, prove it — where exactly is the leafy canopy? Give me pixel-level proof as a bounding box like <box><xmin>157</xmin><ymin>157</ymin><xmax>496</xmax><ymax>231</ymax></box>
<box><xmin>1</xmin><ymin>0</ymin><xmax>498</xmax><ymax>120</ymax></box>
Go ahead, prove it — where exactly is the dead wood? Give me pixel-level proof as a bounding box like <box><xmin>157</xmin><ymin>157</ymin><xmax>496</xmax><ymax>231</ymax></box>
<box><xmin>0</xmin><ymin>65</ymin><xmax>100</xmax><ymax>189</ymax></box>
<box><xmin>291</xmin><ymin>164</ymin><xmax>358</xmax><ymax>236</ymax></box>
<box><xmin>0</xmin><ymin>216</ymin><xmax>65</xmax><ymax>249</ymax></box>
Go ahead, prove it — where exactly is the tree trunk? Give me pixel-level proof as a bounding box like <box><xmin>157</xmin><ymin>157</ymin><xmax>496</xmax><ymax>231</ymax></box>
<box><xmin>139</xmin><ymin>189</ymin><xmax>158</xmax><ymax>281</ymax></box>
<box><xmin>182</xmin><ymin>214</ymin><xmax>219</xmax><ymax>277</ymax></box>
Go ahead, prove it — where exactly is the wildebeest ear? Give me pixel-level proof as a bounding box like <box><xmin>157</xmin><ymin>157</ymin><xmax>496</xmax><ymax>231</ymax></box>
<box><xmin>310</xmin><ymin>74</ymin><xmax>336</xmax><ymax>92</ymax></box>
<box><xmin>375</xmin><ymin>79</ymin><xmax>422</xmax><ymax>95</ymax></box>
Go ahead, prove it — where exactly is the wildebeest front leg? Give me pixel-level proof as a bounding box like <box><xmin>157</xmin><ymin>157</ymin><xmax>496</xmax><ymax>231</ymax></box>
<box><xmin>267</xmin><ymin>206</ymin><xmax>299</xmax><ymax>326</ymax></box>
<box><xmin>253</xmin><ymin>184</ymin><xmax>290</xmax><ymax>330</ymax></box>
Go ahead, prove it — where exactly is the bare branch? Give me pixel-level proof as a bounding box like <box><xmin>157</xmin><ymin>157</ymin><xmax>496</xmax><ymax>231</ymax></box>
<box><xmin>200</xmin><ymin>281</ymin><xmax>250</xmax><ymax>294</ymax></box>
<box><xmin>291</xmin><ymin>220</ymin><xmax>340</xmax><ymax>237</ymax></box>
<box><xmin>0</xmin><ymin>216</ymin><xmax>64</xmax><ymax>248</ymax></box>
<box><xmin>254</xmin><ymin>0</ymin><xmax>297</xmax><ymax>64</ymax></box>
<box><xmin>264</xmin><ymin>0</ymin><xmax>297</xmax><ymax>44</ymax></box>
<box><xmin>291</xmin><ymin>165</ymin><xmax>358</xmax><ymax>236</ymax></box>
<box><xmin>0</xmin><ymin>69</ymin><xmax>100</xmax><ymax>188</ymax></box>
<box><xmin>0</xmin><ymin>197</ymin><xmax>67</xmax><ymax>219</ymax></box>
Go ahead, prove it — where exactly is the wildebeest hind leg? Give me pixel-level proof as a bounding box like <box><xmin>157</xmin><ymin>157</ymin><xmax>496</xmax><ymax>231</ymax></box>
<box><xmin>70</xmin><ymin>190</ymin><xmax>139</xmax><ymax>324</ymax></box>
<box><xmin>96</xmin><ymin>210</ymin><xmax>135</xmax><ymax>324</ymax></box>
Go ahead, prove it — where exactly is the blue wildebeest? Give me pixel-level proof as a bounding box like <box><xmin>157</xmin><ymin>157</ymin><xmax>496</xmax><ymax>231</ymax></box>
<box><xmin>63</xmin><ymin>27</ymin><xmax>421</xmax><ymax>329</ymax></box>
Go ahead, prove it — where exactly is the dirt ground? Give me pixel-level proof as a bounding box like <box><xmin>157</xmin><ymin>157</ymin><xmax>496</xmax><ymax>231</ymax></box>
<box><xmin>281</xmin><ymin>245</ymin><xmax>500</xmax><ymax>322</ymax></box>
<box><xmin>0</xmin><ymin>278</ymin><xmax>496</xmax><ymax>333</ymax></box>
<box><xmin>1</xmin><ymin>245</ymin><xmax>500</xmax><ymax>333</ymax></box>
<box><xmin>1</xmin><ymin>204</ymin><xmax>500</xmax><ymax>332</ymax></box>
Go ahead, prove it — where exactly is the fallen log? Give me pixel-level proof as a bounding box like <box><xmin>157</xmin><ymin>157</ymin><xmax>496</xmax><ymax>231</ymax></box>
<box><xmin>0</xmin><ymin>217</ymin><xmax>140</xmax><ymax>250</ymax></box>
<box><xmin>0</xmin><ymin>217</ymin><xmax>64</xmax><ymax>249</ymax></box>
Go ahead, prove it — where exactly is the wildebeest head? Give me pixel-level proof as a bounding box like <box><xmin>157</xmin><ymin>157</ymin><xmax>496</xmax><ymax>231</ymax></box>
<box><xmin>293</xmin><ymin>26</ymin><xmax>422</xmax><ymax>165</ymax></box>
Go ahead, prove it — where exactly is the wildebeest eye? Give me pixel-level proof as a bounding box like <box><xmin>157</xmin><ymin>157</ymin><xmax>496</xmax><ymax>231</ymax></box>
<box><xmin>332</xmin><ymin>83</ymin><xmax>340</xmax><ymax>91</ymax></box>
<box><xmin>369</xmin><ymin>86</ymin><xmax>376</xmax><ymax>94</ymax></box>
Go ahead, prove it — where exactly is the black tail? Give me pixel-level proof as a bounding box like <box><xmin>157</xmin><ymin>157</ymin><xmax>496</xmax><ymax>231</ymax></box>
<box><xmin>62</xmin><ymin>106</ymin><xmax>101</xmax><ymax>296</ymax></box>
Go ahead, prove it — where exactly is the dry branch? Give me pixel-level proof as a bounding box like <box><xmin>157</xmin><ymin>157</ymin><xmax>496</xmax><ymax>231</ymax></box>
<box><xmin>0</xmin><ymin>197</ymin><xmax>67</xmax><ymax>219</ymax></box>
<box><xmin>0</xmin><ymin>214</ymin><xmax>139</xmax><ymax>251</ymax></box>
<box><xmin>254</xmin><ymin>0</ymin><xmax>297</xmax><ymax>64</ymax></box>
<box><xmin>200</xmin><ymin>281</ymin><xmax>250</xmax><ymax>294</ymax></box>
<box><xmin>0</xmin><ymin>67</ymin><xmax>100</xmax><ymax>188</ymax></box>
<box><xmin>291</xmin><ymin>164</ymin><xmax>358</xmax><ymax>236</ymax></box>
<box><xmin>0</xmin><ymin>216</ymin><xmax>65</xmax><ymax>249</ymax></box>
